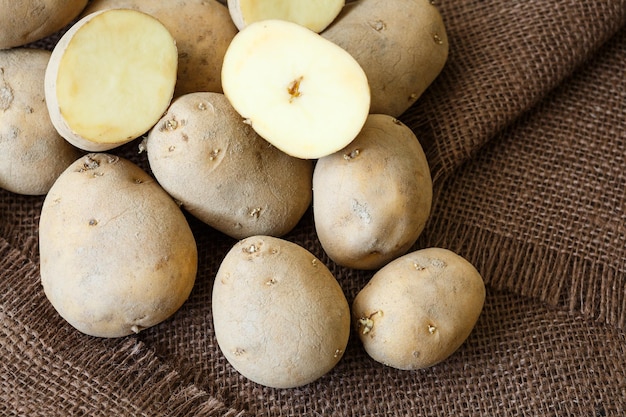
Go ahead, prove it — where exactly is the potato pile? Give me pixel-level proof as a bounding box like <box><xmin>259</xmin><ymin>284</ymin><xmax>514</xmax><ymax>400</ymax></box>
<box><xmin>0</xmin><ymin>0</ymin><xmax>486</xmax><ymax>389</ymax></box>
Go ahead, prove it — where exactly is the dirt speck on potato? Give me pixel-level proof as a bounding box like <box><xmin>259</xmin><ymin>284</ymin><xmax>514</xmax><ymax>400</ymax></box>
<box><xmin>367</xmin><ymin>20</ymin><xmax>386</xmax><ymax>32</ymax></box>
<box><xmin>413</xmin><ymin>262</ymin><xmax>426</xmax><ymax>271</ymax></box>
<box><xmin>351</xmin><ymin>199</ymin><xmax>372</xmax><ymax>224</ymax></box>
<box><xmin>0</xmin><ymin>82</ymin><xmax>14</xmax><ymax>111</ymax></box>
<box><xmin>209</xmin><ymin>148</ymin><xmax>221</xmax><ymax>160</ymax></box>
<box><xmin>244</xmin><ymin>242</ymin><xmax>260</xmax><ymax>254</ymax></box>
<box><xmin>197</xmin><ymin>101</ymin><xmax>212</xmax><ymax>112</ymax></box>
<box><xmin>343</xmin><ymin>148</ymin><xmax>361</xmax><ymax>160</ymax></box>
<box><xmin>162</xmin><ymin>119</ymin><xmax>180</xmax><ymax>131</ymax></box>
<box><xmin>76</xmin><ymin>156</ymin><xmax>100</xmax><ymax>172</ymax></box>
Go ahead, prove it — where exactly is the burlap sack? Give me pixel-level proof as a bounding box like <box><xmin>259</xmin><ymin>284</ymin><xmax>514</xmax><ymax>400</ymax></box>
<box><xmin>2</xmin><ymin>0</ymin><xmax>625</xmax><ymax>415</ymax></box>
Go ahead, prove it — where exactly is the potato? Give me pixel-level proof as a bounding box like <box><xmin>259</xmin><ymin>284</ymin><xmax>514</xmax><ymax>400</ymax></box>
<box><xmin>0</xmin><ymin>0</ymin><xmax>88</xmax><ymax>49</ymax></box>
<box><xmin>227</xmin><ymin>0</ymin><xmax>345</xmax><ymax>33</ymax></box>
<box><xmin>82</xmin><ymin>0</ymin><xmax>237</xmax><ymax>97</ymax></box>
<box><xmin>352</xmin><ymin>248</ymin><xmax>485</xmax><ymax>370</ymax></box>
<box><xmin>321</xmin><ymin>0</ymin><xmax>449</xmax><ymax>117</ymax></box>
<box><xmin>0</xmin><ymin>48</ymin><xmax>81</xmax><ymax>195</ymax></box>
<box><xmin>221</xmin><ymin>19</ymin><xmax>370</xmax><ymax>159</ymax></box>
<box><xmin>39</xmin><ymin>153</ymin><xmax>198</xmax><ymax>338</ymax></box>
<box><xmin>313</xmin><ymin>114</ymin><xmax>432</xmax><ymax>270</ymax></box>
<box><xmin>212</xmin><ymin>235</ymin><xmax>351</xmax><ymax>388</ymax></box>
<box><xmin>45</xmin><ymin>9</ymin><xmax>178</xmax><ymax>152</ymax></box>
<box><xmin>145</xmin><ymin>92</ymin><xmax>313</xmax><ymax>239</ymax></box>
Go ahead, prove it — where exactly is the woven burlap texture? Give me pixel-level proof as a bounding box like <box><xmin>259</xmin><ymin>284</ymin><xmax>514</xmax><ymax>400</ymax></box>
<box><xmin>2</xmin><ymin>0</ymin><xmax>626</xmax><ymax>415</ymax></box>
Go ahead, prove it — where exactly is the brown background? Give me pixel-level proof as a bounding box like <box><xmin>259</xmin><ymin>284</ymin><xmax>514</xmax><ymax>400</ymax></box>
<box><xmin>2</xmin><ymin>0</ymin><xmax>626</xmax><ymax>415</ymax></box>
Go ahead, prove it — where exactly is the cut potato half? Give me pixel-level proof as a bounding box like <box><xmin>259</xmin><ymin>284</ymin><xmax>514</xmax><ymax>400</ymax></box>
<box><xmin>44</xmin><ymin>9</ymin><xmax>178</xmax><ymax>152</ymax></box>
<box><xmin>81</xmin><ymin>0</ymin><xmax>237</xmax><ymax>97</ymax></box>
<box><xmin>221</xmin><ymin>19</ymin><xmax>370</xmax><ymax>159</ymax></box>
<box><xmin>227</xmin><ymin>0</ymin><xmax>345</xmax><ymax>33</ymax></box>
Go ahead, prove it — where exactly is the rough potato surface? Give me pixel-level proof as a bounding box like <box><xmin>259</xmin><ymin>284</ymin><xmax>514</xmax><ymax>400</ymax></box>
<box><xmin>39</xmin><ymin>154</ymin><xmax>198</xmax><ymax>338</ymax></box>
<box><xmin>313</xmin><ymin>114</ymin><xmax>432</xmax><ymax>270</ymax></box>
<box><xmin>352</xmin><ymin>248</ymin><xmax>485</xmax><ymax>370</ymax></box>
<box><xmin>146</xmin><ymin>92</ymin><xmax>313</xmax><ymax>239</ymax></box>
<box><xmin>212</xmin><ymin>235</ymin><xmax>351</xmax><ymax>388</ymax></box>
<box><xmin>0</xmin><ymin>48</ymin><xmax>81</xmax><ymax>195</ymax></box>
<box><xmin>0</xmin><ymin>0</ymin><xmax>88</xmax><ymax>49</ymax></box>
<box><xmin>322</xmin><ymin>0</ymin><xmax>449</xmax><ymax>116</ymax></box>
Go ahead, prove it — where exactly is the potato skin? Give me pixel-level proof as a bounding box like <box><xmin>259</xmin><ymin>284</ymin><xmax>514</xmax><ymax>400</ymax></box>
<box><xmin>0</xmin><ymin>0</ymin><xmax>88</xmax><ymax>49</ymax></box>
<box><xmin>352</xmin><ymin>248</ymin><xmax>485</xmax><ymax>370</ymax></box>
<box><xmin>0</xmin><ymin>48</ymin><xmax>82</xmax><ymax>195</ymax></box>
<box><xmin>83</xmin><ymin>0</ymin><xmax>237</xmax><ymax>97</ymax></box>
<box><xmin>146</xmin><ymin>92</ymin><xmax>313</xmax><ymax>240</ymax></box>
<box><xmin>39</xmin><ymin>153</ymin><xmax>198</xmax><ymax>338</ymax></box>
<box><xmin>227</xmin><ymin>0</ymin><xmax>345</xmax><ymax>33</ymax></box>
<box><xmin>212</xmin><ymin>235</ymin><xmax>351</xmax><ymax>388</ymax></box>
<box><xmin>313</xmin><ymin>114</ymin><xmax>432</xmax><ymax>270</ymax></box>
<box><xmin>322</xmin><ymin>0</ymin><xmax>449</xmax><ymax>117</ymax></box>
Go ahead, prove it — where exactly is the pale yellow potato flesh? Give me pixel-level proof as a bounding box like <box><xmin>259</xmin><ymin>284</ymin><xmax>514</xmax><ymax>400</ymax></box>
<box><xmin>221</xmin><ymin>19</ymin><xmax>370</xmax><ymax>160</ymax></box>
<box><xmin>45</xmin><ymin>9</ymin><xmax>178</xmax><ymax>151</ymax></box>
<box><xmin>228</xmin><ymin>0</ymin><xmax>345</xmax><ymax>32</ymax></box>
<box><xmin>82</xmin><ymin>0</ymin><xmax>237</xmax><ymax>97</ymax></box>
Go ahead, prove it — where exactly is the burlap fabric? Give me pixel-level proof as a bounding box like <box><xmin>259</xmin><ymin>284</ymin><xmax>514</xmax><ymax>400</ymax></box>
<box><xmin>2</xmin><ymin>0</ymin><xmax>626</xmax><ymax>415</ymax></box>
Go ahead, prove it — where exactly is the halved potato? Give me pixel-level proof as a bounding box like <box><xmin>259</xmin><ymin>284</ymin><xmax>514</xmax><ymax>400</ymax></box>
<box><xmin>44</xmin><ymin>9</ymin><xmax>178</xmax><ymax>151</ymax></box>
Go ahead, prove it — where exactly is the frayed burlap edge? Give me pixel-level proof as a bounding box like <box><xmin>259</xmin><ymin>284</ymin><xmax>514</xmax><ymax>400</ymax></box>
<box><xmin>419</xmin><ymin>193</ymin><xmax>626</xmax><ymax>330</ymax></box>
<box><xmin>0</xmin><ymin>238</ymin><xmax>247</xmax><ymax>417</ymax></box>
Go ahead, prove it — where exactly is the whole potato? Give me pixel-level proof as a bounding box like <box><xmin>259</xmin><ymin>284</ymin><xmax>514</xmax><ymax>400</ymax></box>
<box><xmin>212</xmin><ymin>235</ymin><xmax>351</xmax><ymax>388</ymax></box>
<box><xmin>322</xmin><ymin>0</ymin><xmax>449</xmax><ymax>117</ymax></box>
<box><xmin>39</xmin><ymin>153</ymin><xmax>198</xmax><ymax>338</ymax></box>
<box><xmin>82</xmin><ymin>0</ymin><xmax>237</xmax><ymax>97</ymax></box>
<box><xmin>0</xmin><ymin>48</ymin><xmax>81</xmax><ymax>195</ymax></box>
<box><xmin>145</xmin><ymin>92</ymin><xmax>313</xmax><ymax>240</ymax></box>
<box><xmin>313</xmin><ymin>114</ymin><xmax>432</xmax><ymax>270</ymax></box>
<box><xmin>352</xmin><ymin>248</ymin><xmax>485</xmax><ymax>370</ymax></box>
<box><xmin>0</xmin><ymin>0</ymin><xmax>88</xmax><ymax>49</ymax></box>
